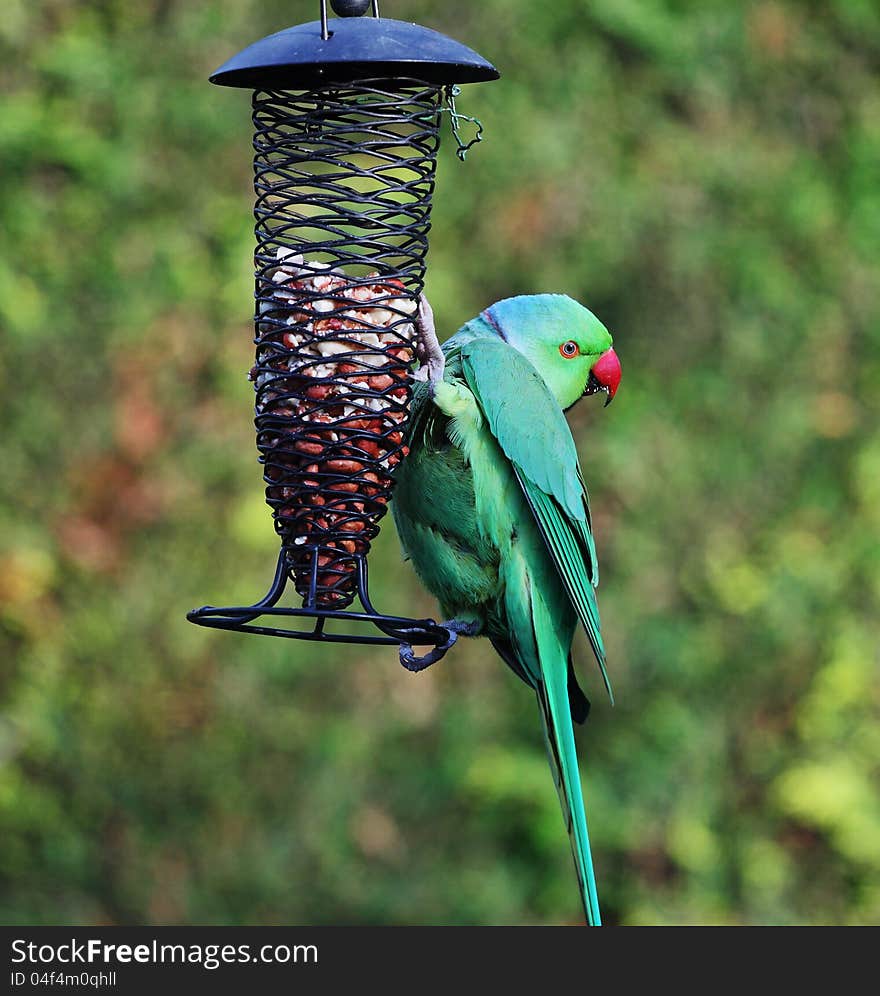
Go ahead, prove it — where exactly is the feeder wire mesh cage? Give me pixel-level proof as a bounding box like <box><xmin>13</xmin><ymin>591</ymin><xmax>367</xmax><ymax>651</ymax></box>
<box><xmin>187</xmin><ymin>2</ymin><xmax>497</xmax><ymax>659</ymax></box>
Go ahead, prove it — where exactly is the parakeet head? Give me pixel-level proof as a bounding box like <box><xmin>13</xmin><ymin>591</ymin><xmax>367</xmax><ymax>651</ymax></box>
<box><xmin>479</xmin><ymin>294</ymin><xmax>620</xmax><ymax>410</ymax></box>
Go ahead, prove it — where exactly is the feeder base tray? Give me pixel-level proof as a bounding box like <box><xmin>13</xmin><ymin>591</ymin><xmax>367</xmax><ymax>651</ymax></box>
<box><xmin>187</xmin><ymin>549</ymin><xmax>454</xmax><ymax>657</ymax></box>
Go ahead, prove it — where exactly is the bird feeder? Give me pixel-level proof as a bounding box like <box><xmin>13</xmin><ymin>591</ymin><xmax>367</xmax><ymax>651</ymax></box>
<box><xmin>187</xmin><ymin>0</ymin><xmax>497</xmax><ymax>657</ymax></box>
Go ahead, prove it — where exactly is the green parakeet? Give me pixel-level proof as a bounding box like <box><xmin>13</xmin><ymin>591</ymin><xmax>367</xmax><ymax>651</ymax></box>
<box><xmin>391</xmin><ymin>293</ymin><xmax>621</xmax><ymax>925</ymax></box>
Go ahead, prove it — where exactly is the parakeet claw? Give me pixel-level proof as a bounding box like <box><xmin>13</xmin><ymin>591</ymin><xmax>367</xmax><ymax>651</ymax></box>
<box><xmin>399</xmin><ymin>629</ymin><xmax>457</xmax><ymax>671</ymax></box>
<box><xmin>414</xmin><ymin>293</ymin><xmax>445</xmax><ymax>386</ymax></box>
<box><xmin>398</xmin><ymin>617</ymin><xmax>481</xmax><ymax>671</ymax></box>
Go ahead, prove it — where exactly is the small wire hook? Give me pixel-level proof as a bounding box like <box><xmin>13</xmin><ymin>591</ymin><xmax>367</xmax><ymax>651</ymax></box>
<box><xmin>442</xmin><ymin>85</ymin><xmax>485</xmax><ymax>161</ymax></box>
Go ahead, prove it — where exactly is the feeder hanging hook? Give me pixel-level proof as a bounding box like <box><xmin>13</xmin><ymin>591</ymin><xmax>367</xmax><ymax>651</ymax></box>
<box><xmin>321</xmin><ymin>0</ymin><xmax>380</xmax><ymax>40</ymax></box>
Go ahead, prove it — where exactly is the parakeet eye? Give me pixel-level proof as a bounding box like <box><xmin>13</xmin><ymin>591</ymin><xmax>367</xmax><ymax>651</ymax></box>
<box><xmin>559</xmin><ymin>340</ymin><xmax>580</xmax><ymax>358</ymax></box>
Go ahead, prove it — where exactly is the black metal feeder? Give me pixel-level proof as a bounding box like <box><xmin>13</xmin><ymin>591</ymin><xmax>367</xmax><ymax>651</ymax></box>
<box><xmin>187</xmin><ymin>1</ymin><xmax>497</xmax><ymax>659</ymax></box>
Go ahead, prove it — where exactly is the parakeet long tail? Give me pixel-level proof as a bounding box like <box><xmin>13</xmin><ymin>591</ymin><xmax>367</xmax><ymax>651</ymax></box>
<box><xmin>533</xmin><ymin>604</ymin><xmax>601</xmax><ymax>925</ymax></box>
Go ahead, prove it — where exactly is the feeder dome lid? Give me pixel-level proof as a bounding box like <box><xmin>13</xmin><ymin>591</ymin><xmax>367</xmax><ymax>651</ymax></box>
<box><xmin>210</xmin><ymin>16</ymin><xmax>499</xmax><ymax>89</ymax></box>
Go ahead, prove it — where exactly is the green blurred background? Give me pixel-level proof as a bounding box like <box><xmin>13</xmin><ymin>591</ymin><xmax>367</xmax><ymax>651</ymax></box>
<box><xmin>1</xmin><ymin>0</ymin><xmax>878</xmax><ymax>926</ymax></box>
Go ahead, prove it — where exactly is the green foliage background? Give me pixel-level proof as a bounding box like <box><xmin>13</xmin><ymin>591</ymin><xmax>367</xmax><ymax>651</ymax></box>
<box><xmin>1</xmin><ymin>0</ymin><xmax>878</xmax><ymax>925</ymax></box>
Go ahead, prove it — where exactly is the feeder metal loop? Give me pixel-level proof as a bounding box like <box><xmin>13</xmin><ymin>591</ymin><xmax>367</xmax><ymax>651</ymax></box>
<box><xmin>327</xmin><ymin>0</ymin><xmax>375</xmax><ymax>19</ymax></box>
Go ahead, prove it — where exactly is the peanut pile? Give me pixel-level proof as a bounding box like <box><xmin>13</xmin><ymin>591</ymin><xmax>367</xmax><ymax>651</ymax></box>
<box><xmin>251</xmin><ymin>249</ymin><xmax>417</xmax><ymax>607</ymax></box>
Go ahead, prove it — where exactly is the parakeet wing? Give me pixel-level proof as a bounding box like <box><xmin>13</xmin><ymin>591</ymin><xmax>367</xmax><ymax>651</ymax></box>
<box><xmin>459</xmin><ymin>337</ymin><xmax>612</xmax><ymax>700</ymax></box>
<box><xmin>459</xmin><ymin>337</ymin><xmax>584</xmax><ymax>518</ymax></box>
<box><xmin>514</xmin><ymin>471</ymin><xmax>612</xmax><ymax>701</ymax></box>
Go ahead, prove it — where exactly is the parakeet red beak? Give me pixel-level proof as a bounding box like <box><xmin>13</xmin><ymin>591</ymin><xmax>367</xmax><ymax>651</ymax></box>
<box><xmin>585</xmin><ymin>347</ymin><xmax>621</xmax><ymax>406</ymax></box>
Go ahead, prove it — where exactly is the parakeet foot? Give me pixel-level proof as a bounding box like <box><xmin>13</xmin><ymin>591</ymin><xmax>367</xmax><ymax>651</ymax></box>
<box><xmin>442</xmin><ymin>617</ymin><xmax>482</xmax><ymax>637</ymax></box>
<box><xmin>413</xmin><ymin>293</ymin><xmax>445</xmax><ymax>386</ymax></box>
<box><xmin>399</xmin><ymin>630</ymin><xmax>456</xmax><ymax>671</ymax></box>
<box><xmin>398</xmin><ymin>617</ymin><xmax>482</xmax><ymax>672</ymax></box>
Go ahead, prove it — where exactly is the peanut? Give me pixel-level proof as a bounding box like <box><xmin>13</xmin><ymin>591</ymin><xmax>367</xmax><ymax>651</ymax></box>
<box><xmin>327</xmin><ymin>480</ymin><xmax>359</xmax><ymax>493</ymax></box>
<box><xmin>323</xmin><ymin>458</ymin><xmax>364</xmax><ymax>474</ymax></box>
<box><xmin>340</xmin><ymin>519</ymin><xmax>365</xmax><ymax>534</ymax></box>
<box><xmin>347</xmin><ymin>439</ymin><xmax>377</xmax><ymax>460</ymax></box>
<box><xmin>294</xmin><ymin>439</ymin><xmax>324</xmax><ymax>456</ymax></box>
<box><xmin>367</xmin><ymin>374</ymin><xmax>394</xmax><ymax>392</ymax></box>
<box><xmin>305</xmin><ymin>383</ymin><xmax>332</xmax><ymax>401</ymax></box>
